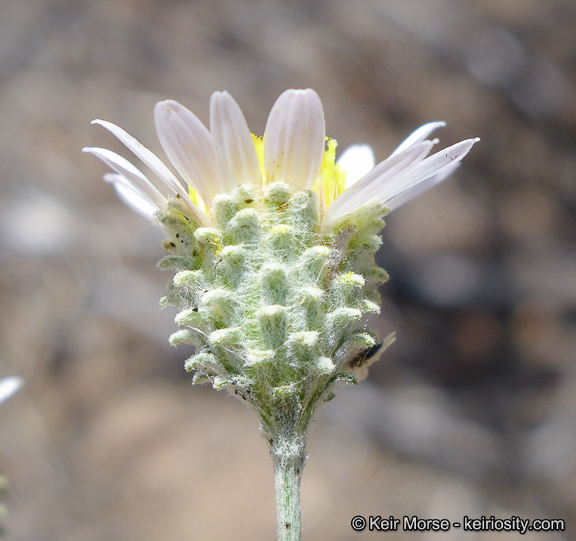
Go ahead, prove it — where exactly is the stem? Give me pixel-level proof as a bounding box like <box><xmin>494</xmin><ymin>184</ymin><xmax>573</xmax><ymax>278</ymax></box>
<box><xmin>271</xmin><ymin>436</ymin><xmax>307</xmax><ymax>541</ymax></box>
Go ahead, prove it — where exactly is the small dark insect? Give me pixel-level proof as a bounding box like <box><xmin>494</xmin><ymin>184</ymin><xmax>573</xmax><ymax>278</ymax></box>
<box><xmin>169</xmin><ymin>241</ymin><xmax>176</xmax><ymax>248</ymax></box>
<box><xmin>285</xmin><ymin>523</ymin><xmax>290</xmax><ymax>530</ymax></box>
<box><xmin>234</xmin><ymin>389</ymin><xmax>248</xmax><ymax>401</ymax></box>
<box><xmin>192</xmin><ymin>307</ymin><xmax>199</xmax><ymax>312</ymax></box>
<box><xmin>244</xmin><ymin>199</ymin><xmax>254</xmax><ymax>204</ymax></box>
<box><xmin>350</xmin><ymin>341</ymin><xmax>383</xmax><ymax>368</ymax></box>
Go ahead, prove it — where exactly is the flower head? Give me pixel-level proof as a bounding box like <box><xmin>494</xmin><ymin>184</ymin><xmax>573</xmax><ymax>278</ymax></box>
<box><xmin>83</xmin><ymin>89</ymin><xmax>478</xmax><ymax>229</ymax></box>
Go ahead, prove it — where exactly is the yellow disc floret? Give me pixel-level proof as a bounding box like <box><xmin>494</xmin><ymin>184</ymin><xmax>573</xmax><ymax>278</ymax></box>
<box><xmin>316</xmin><ymin>137</ymin><xmax>347</xmax><ymax>213</ymax></box>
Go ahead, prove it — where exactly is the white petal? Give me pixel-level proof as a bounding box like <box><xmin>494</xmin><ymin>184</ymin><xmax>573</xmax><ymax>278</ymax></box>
<box><xmin>362</xmin><ymin>138</ymin><xmax>479</xmax><ymax>208</ymax></box>
<box><xmin>91</xmin><ymin>119</ymin><xmax>188</xmax><ymax>198</ymax></box>
<box><xmin>0</xmin><ymin>376</ymin><xmax>23</xmax><ymax>404</ymax></box>
<box><xmin>210</xmin><ymin>91</ymin><xmax>261</xmax><ymax>189</ymax></box>
<box><xmin>88</xmin><ymin>121</ymin><xmax>209</xmax><ymax>224</ymax></box>
<box><xmin>336</xmin><ymin>144</ymin><xmax>376</xmax><ymax>188</ymax></box>
<box><xmin>263</xmin><ymin>89</ymin><xmax>325</xmax><ymax>189</ymax></box>
<box><xmin>368</xmin><ymin>140</ymin><xmax>477</xmax><ymax>208</ymax></box>
<box><xmin>384</xmin><ymin>163</ymin><xmax>459</xmax><ymax>211</ymax></box>
<box><xmin>398</xmin><ymin>138</ymin><xmax>480</xmax><ymax>190</ymax></box>
<box><xmin>83</xmin><ymin>147</ymin><xmax>167</xmax><ymax>203</ymax></box>
<box><xmin>391</xmin><ymin>121</ymin><xmax>446</xmax><ymax>156</ymax></box>
<box><xmin>324</xmin><ymin>141</ymin><xmax>435</xmax><ymax>226</ymax></box>
<box><xmin>154</xmin><ymin>100</ymin><xmax>220</xmax><ymax>203</ymax></box>
<box><xmin>104</xmin><ymin>173</ymin><xmax>159</xmax><ymax>221</ymax></box>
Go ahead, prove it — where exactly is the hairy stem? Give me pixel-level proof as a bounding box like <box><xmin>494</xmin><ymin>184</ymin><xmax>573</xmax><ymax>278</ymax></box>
<box><xmin>271</xmin><ymin>436</ymin><xmax>307</xmax><ymax>541</ymax></box>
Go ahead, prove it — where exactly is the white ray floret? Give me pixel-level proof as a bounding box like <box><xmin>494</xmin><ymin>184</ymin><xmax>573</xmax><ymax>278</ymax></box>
<box><xmin>391</xmin><ymin>121</ymin><xmax>447</xmax><ymax>156</ymax></box>
<box><xmin>154</xmin><ymin>99</ymin><xmax>220</xmax><ymax>204</ymax></box>
<box><xmin>324</xmin><ymin>139</ymin><xmax>436</xmax><ymax>226</ymax></box>
<box><xmin>384</xmin><ymin>162</ymin><xmax>459</xmax><ymax>212</ymax></box>
<box><xmin>90</xmin><ymin>119</ymin><xmax>187</xmax><ymax>197</ymax></box>
<box><xmin>83</xmin><ymin>147</ymin><xmax>167</xmax><ymax>204</ymax></box>
<box><xmin>323</xmin><ymin>134</ymin><xmax>479</xmax><ymax>227</ymax></box>
<box><xmin>103</xmin><ymin>173</ymin><xmax>159</xmax><ymax>221</ymax></box>
<box><xmin>263</xmin><ymin>89</ymin><xmax>326</xmax><ymax>190</ymax></box>
<box><xmin>210</xmin><ymin>91</ymin><xmax>262</xmax><ymax>188</ymax></box>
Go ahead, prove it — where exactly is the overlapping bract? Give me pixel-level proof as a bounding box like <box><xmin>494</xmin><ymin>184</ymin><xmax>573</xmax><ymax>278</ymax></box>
<box><xmin>155</xmin><ymin>180</ymin><xmax>392</xmax><ymax>426</ymax></box>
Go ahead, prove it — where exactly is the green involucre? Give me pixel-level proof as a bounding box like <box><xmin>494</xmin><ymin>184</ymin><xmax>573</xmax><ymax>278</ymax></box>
<box><xmin>156</xmin><ymin>182</ymin><xmax>388</xmax><ymax>439</ymax></box>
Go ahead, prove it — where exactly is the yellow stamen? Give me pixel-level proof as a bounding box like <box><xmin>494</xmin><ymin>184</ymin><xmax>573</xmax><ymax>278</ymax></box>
<box><xmin>188</xmin><ymin>187</ymin><xmax>208</xmax><ymax>214</ymax></box>
<box><xmin>317</xmin><ymin>137</ymin><xmax>346</xmax><ymax>210</ymax></box>
<box><xmin>251</xmin><ymin>134</ymin><xmax>267</xmax><ymax>186</ymax></box>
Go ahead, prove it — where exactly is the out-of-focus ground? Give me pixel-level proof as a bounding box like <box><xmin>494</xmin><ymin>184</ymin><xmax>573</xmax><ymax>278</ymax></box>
<box><xmin>0</xmin><ymin>0</ymin><xmax>575</xmax><ymax>539</ymax></box>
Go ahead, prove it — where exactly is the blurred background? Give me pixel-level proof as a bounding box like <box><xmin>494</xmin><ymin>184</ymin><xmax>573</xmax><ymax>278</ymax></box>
<box><xmin>0</xmin><ymin>0</ymin><xmax>575</xmax><ymax>539</ymax></box>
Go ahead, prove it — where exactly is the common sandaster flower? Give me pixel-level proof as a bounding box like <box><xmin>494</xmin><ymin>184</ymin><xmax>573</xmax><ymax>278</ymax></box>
<box><xmin>84</xmin><ymin>89</ymin><xmax>478</xmax><ymax>541</ymax></box>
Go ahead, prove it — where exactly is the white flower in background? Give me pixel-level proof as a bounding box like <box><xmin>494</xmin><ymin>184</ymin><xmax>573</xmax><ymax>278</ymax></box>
<box><xmin>0</xmin><ymin>377</ymin><xmax>22</xmax><ymax>405</ymax></box>
<box><xmin>83</xmin><ymin>89</ymin><xmax>478</xmax><ymax>228</ymax></box>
